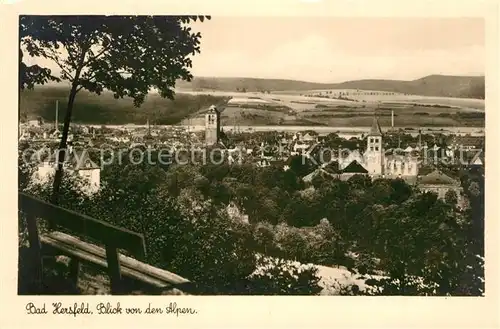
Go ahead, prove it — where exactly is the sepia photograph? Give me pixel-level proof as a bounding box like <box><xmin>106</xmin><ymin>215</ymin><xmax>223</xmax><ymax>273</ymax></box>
<box><xmin>17</xmin><ymin>15</ymin><xmax>486</xmax><ymax>298</ymax></box>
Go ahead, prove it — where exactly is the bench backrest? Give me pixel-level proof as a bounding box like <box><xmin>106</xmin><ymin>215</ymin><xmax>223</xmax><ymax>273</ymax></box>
<box><xmin>19</xmin><ymin>192</ymin><xmax>147</xmax><ymax>259</ymax></box>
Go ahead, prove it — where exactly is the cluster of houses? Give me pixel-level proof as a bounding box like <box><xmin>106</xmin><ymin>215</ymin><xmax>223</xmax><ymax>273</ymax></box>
<box><xmin>203</xmin><ymin>105</ymin><xmax>484</xmax><ymax>207</ymax></box>
<box><xmin>20</xmin><ymin>105</ymin><xmax>484</xmax><ymax>207</ymax></box>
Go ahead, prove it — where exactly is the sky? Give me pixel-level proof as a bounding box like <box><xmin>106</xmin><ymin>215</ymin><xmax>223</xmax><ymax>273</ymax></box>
<box><xmin>24</xmin><ymin>17</ymin><xmax>485</xmax><ymax>83</ymax></box>
<box><xmin>187</xmin><ymin>17</ymin><xmax>484</xmax><ymax>82</ymax></box>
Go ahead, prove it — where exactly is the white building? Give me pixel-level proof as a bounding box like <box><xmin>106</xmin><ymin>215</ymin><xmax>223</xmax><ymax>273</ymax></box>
<box><xmin>33</xmin><ymin>149</ymin><xmax>100</xmax><ymax>194</ymax></box>
<box><xmin>28</xmin><ymin>119</ymin><xmax>41</xmax><ymax>127</ymax></box>
<box><xmin>336</xmin><ymin>116</ymin><xmax>419</xmax><ymax>179</ymax></box>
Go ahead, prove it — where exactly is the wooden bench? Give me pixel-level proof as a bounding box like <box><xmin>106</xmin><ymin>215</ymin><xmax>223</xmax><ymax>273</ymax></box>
<box><xmin>19</xmin><ymin>192</ymin><xmax>194</xmax><ymax>295</ymax></box>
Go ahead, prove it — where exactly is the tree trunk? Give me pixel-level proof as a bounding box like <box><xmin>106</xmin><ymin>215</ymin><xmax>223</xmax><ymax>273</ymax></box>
<box><xmin>50</xmin><ymin>82</ymin><xmax>79</xmax><ymax>205</ymax></box>
<box><xmin>50</xmin><ymin>45</ymin><xmax>87</xmax><ymax>206</ymax></box>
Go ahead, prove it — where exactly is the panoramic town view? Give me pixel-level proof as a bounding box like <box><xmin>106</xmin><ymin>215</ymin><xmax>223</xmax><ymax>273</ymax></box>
<box><xmin>18</xmin><ymin>16</ymin><xmax>485</xmax><ymax>296</ymax></box>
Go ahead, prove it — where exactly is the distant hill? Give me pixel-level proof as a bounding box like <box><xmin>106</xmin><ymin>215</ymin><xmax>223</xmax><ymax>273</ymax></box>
<box><xmin>176</xmin><ymin>77</ymin><xmax>329</xmax><ymax>93</ymax></box>
<box><xmin>176</xmin><ymin>75</ymin><xmax>485</xmax><ymax>99</ymax></box>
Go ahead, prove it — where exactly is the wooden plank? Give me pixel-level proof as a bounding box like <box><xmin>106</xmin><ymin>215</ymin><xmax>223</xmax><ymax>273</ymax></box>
<box><xmin>42</xmin><ymin>232</ymin><xmax>191</xmax><ymax>287</ymax></box>
<box><xmin>105</xmin><ymin>244</ymin><xmax>122</xmax><ymax>295</ymax></box>
<box><xmin>41</xmin><ymin>235</ymin><xmax>168</xmax><ymax>287</ymax></box>
<box><xmin>19</xmin><ymin>192</ymin><xmax>146</xmax><ymax>258</ymax></box>
<box><xmin>25</xmin><ymin>213</ymin><xmax>43</xmax><ymax>293</ymax></box>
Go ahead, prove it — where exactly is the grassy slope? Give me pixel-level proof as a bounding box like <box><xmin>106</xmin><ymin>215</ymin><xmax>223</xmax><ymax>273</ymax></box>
<box><xmin>176</xmin><ymin>75</ymin><xmax>485</xmax><ymax>99</ymax></box>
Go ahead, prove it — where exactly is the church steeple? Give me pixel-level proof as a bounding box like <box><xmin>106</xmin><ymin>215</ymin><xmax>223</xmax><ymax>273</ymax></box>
<box><xmin>369</xmin><ymin>115</ymin><xmax>383</xmax><ymax>137</ymax></box>
<box><xmin>205</xmin><ymin>105</ymin><xmax>221</xmax><ymax>145</ymax></box>
<box><xmin>365</xmin><ymin>114</ymin><xmax>384</xmax><ymax>176</ymax></box>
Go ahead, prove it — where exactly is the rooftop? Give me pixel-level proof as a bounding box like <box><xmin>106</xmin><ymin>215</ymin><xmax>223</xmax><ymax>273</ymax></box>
<box><xmin>418</xmin><ymin>170</ymin><xmax>459</xmax><ymax>186</ymax></box>
<box><xmin>368</xmin><ymin>116</ymin><xmax>383</xmax><ymax>137</ymax></box>
<box><xmin>341</xmin><ymin>160</ymin><xmax>368</xmax><ymax>174</ymax></box>
<box><xmin>207</xmin><ymin>105</ymin><xmax>220</xmax><ymax>114</ymax></box>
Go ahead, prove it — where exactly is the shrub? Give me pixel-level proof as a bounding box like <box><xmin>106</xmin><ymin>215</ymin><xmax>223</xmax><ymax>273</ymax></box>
<box><xmin>248</xmin><ymin>256</ymin><xmax>322</xmax><ymax>295</ymax></box>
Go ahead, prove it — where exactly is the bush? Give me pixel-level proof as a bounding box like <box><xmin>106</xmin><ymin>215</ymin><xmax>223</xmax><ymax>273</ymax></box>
<box><xmin>248</xmin><ymin>257</ymin><xmax>322</xmax><ymax>295</ymax></box>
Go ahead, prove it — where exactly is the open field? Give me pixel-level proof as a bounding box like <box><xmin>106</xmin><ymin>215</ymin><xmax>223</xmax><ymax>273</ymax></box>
<box><xmin>269</xmin><ymin>89</ymin><xmax>485</xmax><ymax>110</ymax></box>
<box><xmin>21</xmin><ymin>84</ymin><xmax>485</xmax><ymax>128</ymax></box>
<box><xmin>179</xmin><ymin>124</ymin><xmax>484</xmax><ymax>137</ymax></box>
<box><xmin>181</xmin><ymin>89</ymin><xmax>485</xmax><ymax>128</ymax></box>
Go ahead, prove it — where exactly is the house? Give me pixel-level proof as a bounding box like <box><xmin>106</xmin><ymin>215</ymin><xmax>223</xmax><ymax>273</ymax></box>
<box><xmin>404</xmin><ymin>146</ymin><xmax>414</xmax><ymax>153</ymax></box>
<box><xmin>47</xmin><ymin>126</ymin><xmax>60</xmax><ymax>138</ymax></box>
<box><xmin>384</xmin><ymin>154</ymin><xmax>419</xmax><ymax>178</ymax></box>
<box><xmin>301</xmin><ymin>133</ymin><xmax>317</xmax><ymax>143</ymax></box>
<box><xmin>417</xmin><ymin>170</ymin><xmax>463</xmax><ymax>204</ymax></box>
<box><xmin>292</xmin><ymin>140</ymin><xmax>311</xmax><ymax>155</ymax></box>
<box><xmin>469</xmin><ymin>154</ymin><xmax>485</xmax><ymax>167</ymax></box>
<box><xmin>255</xmin><ymin>158</ymin><xmax>272</xmax><ymax>168</ymax></box>
<box><xmin>260</xmin><ymin>142</ymin><xmax>276</xmax><ymax>159</ymax></box>
<box><xmin>339</xmin><ymin>160</ymin><xmax>369</xmax><ymax>181</ymax></box>
<box><xmin>225</xmin><ymin>202</ymin><xmax>249</xmax><ymax>224</ymax></box>
<box><xmin>322</xmin><ymin>161</ymin><xmax>341</xmax><ymax>175</ymax></box>
<box><xmin>338</xmin><ymin>149</ymin><xmax>364</xmax><ymax>170</ymax></box>
<box><xmin>303</xmin><ymin>168</ymin><xmax>338</xmax><ymax>184</ymax></box>
<box><xmin>28</xmin><ymin>119</ymin><xmax>42</xmax><ymax>127</ymax></box>
<box><xmin>303</xmin><ymin>169</ymin><xmax>323</xmax><ymax>183</ymax></box>
<box><xmin>33</xmin><ymin>149</ymin><xmax>100</xmax><ymax>194</ymax></box>
<box><xmin>19</xmin><ymin>129</ymin><xmax>31</xmax><ymax>141</ymax></box>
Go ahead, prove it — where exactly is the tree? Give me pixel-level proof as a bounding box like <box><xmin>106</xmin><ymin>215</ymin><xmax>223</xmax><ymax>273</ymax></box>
<box><xmin>311</xmin><ymin>171</ymin><xmax>328</xmax><ymax>189</ymax></box>
<box><xmin>253</xmin><ymin>222</ymin><xmax>276</xmax><ymax>254</ymax></box>
<box><xmin>444</xmin><ymin>189</ymin><xmax>458</xmax><ymax>206</ymax></box>
<box><xmin>19</xmin><ymin>48</ymin><xmax>58</xmax><ymax>91</ymax></box>
<box><xmin>274</xmin><ymin>224</ymin><xmax>309</xmax><ymax>261</ymax></box>
<box><xmin>389</xmin><ymin>178</ymin><xmax>413</xmax><ymax>203</ymax></box>
<box><xmin>20</xmin><ymin>15</ymin><xmax>210</xmax><ymax>204</ymax></box>
<box><xmin>23</xmin><ymin>155</ymin><xmax>328</xmax><ymax>295</ymax></box>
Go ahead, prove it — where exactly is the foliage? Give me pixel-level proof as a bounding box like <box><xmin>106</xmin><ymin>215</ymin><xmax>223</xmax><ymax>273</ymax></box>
<box><xmin>19</xmin><ymin>152</ymin><xmax>324</xmax><ymax>295</ymax></box>
<box><xmin>20</xmin><ymin>15</ymin><xmax>211</xmax><ymax>205</ymax></box>
<box><xmin>20</xmin><ymin>15</ymin><xmax>209</xmax><ymax>103</ymax></box>
<box><xmin>444</xmin><ymin>189</ymin><xmax>458</xmax><ymax>206</ymax></box>
<box><xmin>18</xmin><ymin>138</ymin><xmax>485</xmax><ymax>295</ymax></box>
<box><xmin>249</xmin><ymin>257</ymin><xmax>322</xmax><ymax>295</ymax></box>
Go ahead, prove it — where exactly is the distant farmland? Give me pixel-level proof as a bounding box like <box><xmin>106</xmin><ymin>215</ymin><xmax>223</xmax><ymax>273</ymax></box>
<box><xmin>181</xmin><ymin>89</ymin><xmax>485</xmax><ymax>128</ymax></box>
<box><xmin>21</xmin><ymin>85</ymin><xmax>485</xmax><ymax>128</ymax></box>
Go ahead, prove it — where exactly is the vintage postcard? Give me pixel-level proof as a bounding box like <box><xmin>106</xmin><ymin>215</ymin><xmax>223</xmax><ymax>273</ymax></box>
<box><xmin>1</xmin><ymin>0</ymin><xmax>499</xmax><ymax>328</ymax></box>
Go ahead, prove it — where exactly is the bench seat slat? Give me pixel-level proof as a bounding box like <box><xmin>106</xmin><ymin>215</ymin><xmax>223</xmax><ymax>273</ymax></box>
<box><xmin>41</xmin><ymin>234</ymin><xmax>170</xmax><ymax>288</ymax></box>
<box><xmin>41</xmin><ymin>231</ymin><xmax>190</xmax><ymax>289</ymax></box>
<box><xmin>19</xmin><ymin>193</ymin><xmax>146</xmax><ymax>257</ymax></box>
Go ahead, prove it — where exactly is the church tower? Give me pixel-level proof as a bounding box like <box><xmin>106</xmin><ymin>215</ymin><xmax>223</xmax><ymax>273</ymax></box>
<box><xmin>205</xmin><ymin>105</ymin><xmax>220</xmax><ymax>145</ymax></box>
<box><xmin>365</xmin><ymin>115</ymin><xmax>384</xmax><ymax>176</ymax></box>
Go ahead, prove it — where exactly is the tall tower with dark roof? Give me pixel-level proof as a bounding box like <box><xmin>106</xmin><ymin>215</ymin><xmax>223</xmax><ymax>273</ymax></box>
<box><xmin>365</xmin><ymin>115</ymin><xmax>384</xmax><ymax>176</ymax></box>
